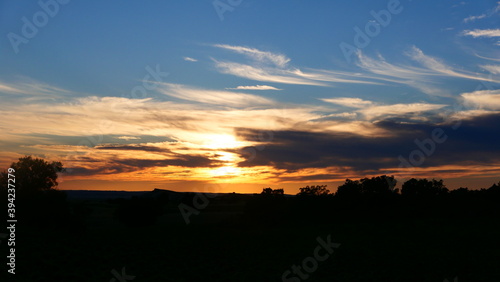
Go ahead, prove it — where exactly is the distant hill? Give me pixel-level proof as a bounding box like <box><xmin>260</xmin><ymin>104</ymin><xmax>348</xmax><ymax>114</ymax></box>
<box><xmin>63</xmin><ymin>188</ymin><xmax>295</xmax><ymax>200</ymax></box>
<box><xmin>63</xmin><ymin>188</ymin><xmax>234</xmax><ymax>200</ymax></box>
<box><xmin>64</xmin><ymin>190</ymin><xmax>150</xmax><ymax>200</ymax></box>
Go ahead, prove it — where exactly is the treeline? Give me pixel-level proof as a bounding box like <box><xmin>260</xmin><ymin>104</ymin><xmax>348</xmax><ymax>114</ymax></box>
<box><xmin>261</xmin><ymin>175</ymin><xmax>499</xmax><ymax>199</ymax></box>
<box><xmin>245</xmin><ymin>175</ymin><xmax>500</xmax><ymax>226</ymax></box>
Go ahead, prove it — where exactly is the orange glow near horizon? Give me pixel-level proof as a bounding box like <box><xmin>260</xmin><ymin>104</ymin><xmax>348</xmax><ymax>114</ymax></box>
<box><xmin>2</xmin><ymin>121</ymin><xmax>499</xmax><ymax>193</ymax></box>
<box><xmin>54</xmin><ymin>159</ymin><xmax>500</xmax><ymax>193</ymax></box>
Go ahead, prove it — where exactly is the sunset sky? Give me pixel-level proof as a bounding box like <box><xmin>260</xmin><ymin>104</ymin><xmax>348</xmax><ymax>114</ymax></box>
<box><xmin>1</xmin><ymin>0</ymin><xmax>499</xmax><ymax>193</ymax></box>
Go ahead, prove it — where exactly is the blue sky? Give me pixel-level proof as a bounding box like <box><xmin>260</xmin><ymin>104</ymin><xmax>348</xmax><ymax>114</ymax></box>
<box><xmin>1</xmin><ymin>0</ymin><xmax>499</xmax><ymax>192</ymax></box>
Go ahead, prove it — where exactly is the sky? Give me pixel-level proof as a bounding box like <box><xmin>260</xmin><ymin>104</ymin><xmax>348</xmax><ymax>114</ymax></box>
<box><xmin>1</xmin><ymin>0</ymin><xmax>499</xmax><ymax>193</ymax></box>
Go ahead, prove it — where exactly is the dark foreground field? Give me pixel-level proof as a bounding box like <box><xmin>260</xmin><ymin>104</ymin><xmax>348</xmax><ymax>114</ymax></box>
<box><xmin>1</xmin><ymin>189</ymin><xmax>500</xmax><ymax>281</ymax></box>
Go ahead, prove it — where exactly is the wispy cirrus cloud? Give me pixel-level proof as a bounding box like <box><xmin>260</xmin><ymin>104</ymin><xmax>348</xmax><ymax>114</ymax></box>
<box><xmin>320</xmin><ymin>97</ymin><xmax>373</xmax><ymax>108</ymax></box>
<box><xmin>355</xmin><ymin>47</ymin><xmax>500</xmax><ymax>96</ymax></box>
<box><xmin>0</xmin><ymin>78</ymin><xmax>72</xmax><ymax>101</ymax></box>
<box><xmin>463</xmin><ymin>14</ymin><xmax>486</xmax><ymax>23</ymax></box>
<box><xmin>213</xmin><ymin>44</ymin><xmax>290</xmax><ymax>67</ymax></box>
<box><xmin>214</xmin><ymin>60</ymin><xmax>328</xmax><ymax>86</ymax></box>
<box><xmin>408</xmin><ymin>46</ymin><xmax>500</xmax><ymax>83</ymax></box>
<box><xmin>463</xmin><ymin>1</ymin><xmax>500</xmax><ymax>22</ymax></box>
<box><xmin>474</xmin><ymin>53</ymin><xmax>500</xmax><ymax>62</ymax></box>
<box><xmin>290</xmin><ymin>68</ymin><xmax>383</xmax><ymax>85</ymax></box>
<box><xmin>480</xmin><ymin>65</ymin><xmax>500</xmax><ymax>74</ymax></box>
<box><xmin>183</xmin><ymin>57</ymin><xmax>198</xmax><ymax>62</ymax></box>
<box><xmin>355</xmin><ymin>50</ymin><xmax>449</xmax><ymax>96</ymax></box>
<box><xmin>463</xmin><ymin>29</ymin><xmax>500</xmax><ymax>38</ymax></box>
<box><xmin>407</xmin><ymin>47</ymin><xmax>492</xmax><ymax>81</ymax></box>
<box><xmin>356</xmin><ymin>51</ymin><xmax>434</xmax><ymax>80</ymax></box>
<box><xmin>213</xmin><ymin>52</ymin><xmax>380</xmax><ymax>87</ymax></box>
<box><xmin>156</xmin><ymin>83</ymin><xmax>274</xmax><ymax>107</ymax></box>
<box><xmin>212</xmin><ymin>44</ymin><xmax>495</xmax><ymax>102</ymax></box>
<box><xmin>226</xmin><ymin>85</ymin><xmax>282</xmax><ymax>91</ymax></box>
<box><xmin>214</xmin><ymin>44</ymin><xmax>500</xmax><ymax>93</ymax></box>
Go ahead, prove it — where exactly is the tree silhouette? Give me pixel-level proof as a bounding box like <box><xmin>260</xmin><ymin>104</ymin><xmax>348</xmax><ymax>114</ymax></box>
<box><xmin>360</xmin><ymin>175</ymin><xmax>397</xmax><ymax>195</ymax></box>
<box><xmin>0</xmin><ymin>156</ymin><xmax>75</xmax><ymax>228</ymax></box>
<box><xmin>336</xmin><ymin>179</ymin><xmax>362</xmax><ymax>197</ymax></box>
<box><xmin>261</xmin><ymin>187</ymin><xmax>284</xmax><ymax>195</ymax></box>
<box><xmin>401</xmin><ymin>178</ymin><xmax>448</xmax><ymax>198</ymax></box>
<box><xmin>0</xmin><ymin>155</ymin><xmax>64</xmax><ymax>195</ymax></box>
<box><xmin>336</xmin><ymin>175</ymin><xmax>396</xmax><ymax>197</ymax></box>
<box><xmin>297</xmin><ymin>185</ymin><xmax>329</xmax><ymax>196</ymax></box>
<box><xmin>449</xmin><ymin>187</ymin><xmax>470</xmax><ymax>197</ymax></box>
<box><xmin>486</xmin><ymin>181</ymin><xmax>500</xmax><ymax>197</ymax></box>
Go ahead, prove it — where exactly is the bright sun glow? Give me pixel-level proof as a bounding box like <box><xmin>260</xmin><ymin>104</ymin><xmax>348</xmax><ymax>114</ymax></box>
<box><xmin>204</xmin><ymin>134</ymin><xmax>243</xmax><ymax>149</ymax></box>
<box><xmin>215</xmin><ymin>151</ymin><xmax>239</xmax><ymax>162</ymax></box>
<box><xmin>210</xmin><ymin>166</ymin><xmax>240</xmax><ymax>177</ymax></box>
